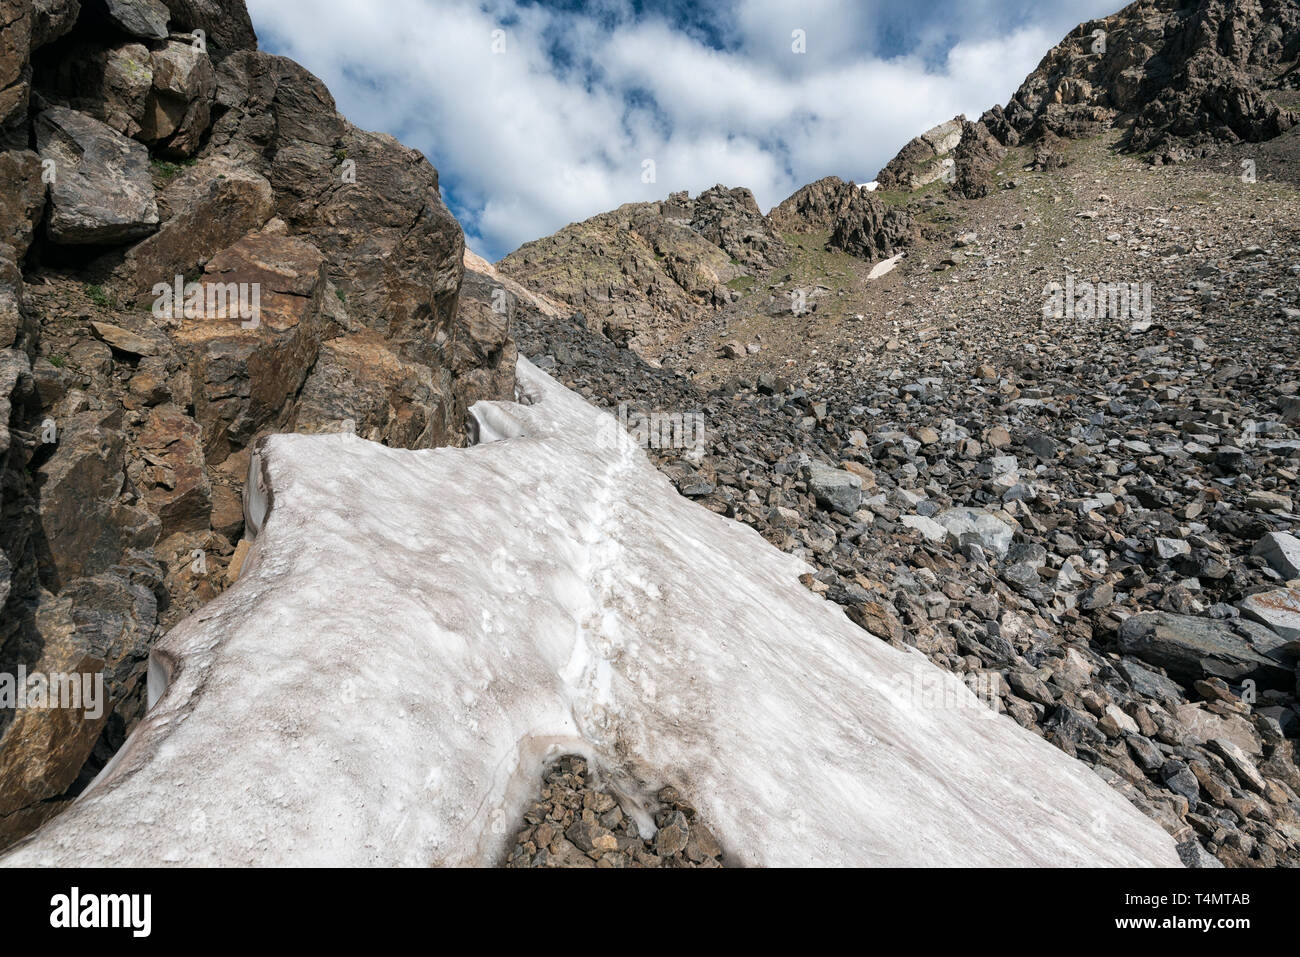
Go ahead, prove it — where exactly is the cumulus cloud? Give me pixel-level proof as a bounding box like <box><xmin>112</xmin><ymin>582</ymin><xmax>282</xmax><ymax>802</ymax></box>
<box><xmin>245</xmin><ymin>0</ymin><xmax>1118</xmax><ymax>259</ymax></box>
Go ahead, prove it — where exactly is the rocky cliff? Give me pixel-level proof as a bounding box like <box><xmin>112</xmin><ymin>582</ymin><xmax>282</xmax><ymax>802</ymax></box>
<box><xmin>0</xmin><ymin>0</ymin><xmax>513</xmax><ymax>848</ymax></box>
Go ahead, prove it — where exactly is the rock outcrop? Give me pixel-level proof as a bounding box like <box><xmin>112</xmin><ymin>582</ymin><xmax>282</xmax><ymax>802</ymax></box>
<box><xmin>994</xmin><ymin>0</ymin><xmax>1300</xmax><ymax>155</ymax></box>
<box><xmin>500</xmin><ymin>186</ymin><xmax>784</xmax><ymax>354</ymax></box>
<box><xmin>768</xmin><ymin>175</ymin><xmax>918</xmax><ymax>261</ymax></box>
<box><xmin>0</xmin><ymin>0</ymin><xmax>514</xmax><ymax>849</ymax></box>
<box><xmin>876</xmin><ymin>116</ymin><xmax>965</xmax><ymax>191</ymax></box>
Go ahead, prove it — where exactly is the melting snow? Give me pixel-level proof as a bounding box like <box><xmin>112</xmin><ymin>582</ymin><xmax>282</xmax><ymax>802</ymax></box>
<box><xmin>2</xmin><ymin>360</ymin><xmax>1180</xmax><ymax>867</ymax></box>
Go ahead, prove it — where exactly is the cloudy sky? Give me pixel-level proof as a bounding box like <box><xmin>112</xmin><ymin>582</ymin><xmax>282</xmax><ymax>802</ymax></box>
<box><xmin>246</xmin><ymin>0</ymin><xmax>1117</xmax><ymax>260</ymax></box>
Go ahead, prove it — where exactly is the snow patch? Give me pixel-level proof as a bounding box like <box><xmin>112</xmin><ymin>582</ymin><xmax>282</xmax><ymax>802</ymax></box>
<box><xmin>1</xmin><ymin>359</ymin><xmax>1180</xmax><ymax>867</ymax></box>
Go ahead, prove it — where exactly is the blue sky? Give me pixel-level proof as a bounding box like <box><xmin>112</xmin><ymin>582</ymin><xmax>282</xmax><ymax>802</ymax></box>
<box><xmin>247</xmin><ymin>0</ymin><xmax>1119</xmax><ymax>260</ymax></box>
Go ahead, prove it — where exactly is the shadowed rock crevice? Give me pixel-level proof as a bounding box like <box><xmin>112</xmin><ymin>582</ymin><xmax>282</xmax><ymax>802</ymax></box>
<box><xmin>0</xmin><ymin>0</ymin><xmax>515</xmax><ymax>848</ymax></box>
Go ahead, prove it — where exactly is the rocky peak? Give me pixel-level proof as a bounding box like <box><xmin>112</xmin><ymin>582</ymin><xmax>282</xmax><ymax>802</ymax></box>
<box><xmin>499</xmin><ymin>185</ymin><xmax>784</xmax><ymax>354</ymax></box>
<box><xmin>768</xmin><ymin>175</ymin><xmax>919</xmax><ymax>261</ymax></box>
<box><xmin>991</xmin><ymin>0</ymin><xmax>1300</xmax><ymax>155</ymax></box>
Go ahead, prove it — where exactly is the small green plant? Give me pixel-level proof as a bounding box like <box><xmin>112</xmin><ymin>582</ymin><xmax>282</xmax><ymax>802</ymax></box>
<box><xmin>86</xmin><ymin>284</ymin><xmax>111</xmax><ymax>308</ymax></box>
<box><xmin>335</xmin><ymin>288</ymin><xmax>347</xmax><ymax>303</ymax></box>
<box><xmin>150</xmin><ymin>157</ymin><xmax>196</xmax><ymax>179</ymax></box>
<box><xmin>47</xmin><ymin>354</ymin><xmax>66</xmax><ymax>368</ymax></box>
<box><xmin>151</xmin><ymin>159</ymin><xmax>183</xmax><ymax>178</ymax></box>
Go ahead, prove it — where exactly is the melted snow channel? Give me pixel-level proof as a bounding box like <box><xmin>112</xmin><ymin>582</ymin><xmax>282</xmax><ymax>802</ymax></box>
<box><xmin>1</xmin><ymin>359</ymin><xmax>1180</xmax><ymax>866</ymax></box>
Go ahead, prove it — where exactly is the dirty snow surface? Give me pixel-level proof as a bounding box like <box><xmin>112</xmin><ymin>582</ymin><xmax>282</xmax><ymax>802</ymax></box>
<box><xmin>3</xmin><ymin>359</ymin><xmax>1180</xmax><ymax>867</ymax></box>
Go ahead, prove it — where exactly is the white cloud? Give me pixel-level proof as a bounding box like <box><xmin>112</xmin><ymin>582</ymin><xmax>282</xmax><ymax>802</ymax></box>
<box><xmin>244</xmin><ymin>0</ymin><xmax>1116</xmax><ymax>259</ymax></box>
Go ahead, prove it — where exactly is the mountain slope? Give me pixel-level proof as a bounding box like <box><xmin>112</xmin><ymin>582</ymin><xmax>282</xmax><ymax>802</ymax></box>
<box><xmin>504</xmin><ymin>0</ymin><xmax>1300</xmax><ymax>868</ymax></box>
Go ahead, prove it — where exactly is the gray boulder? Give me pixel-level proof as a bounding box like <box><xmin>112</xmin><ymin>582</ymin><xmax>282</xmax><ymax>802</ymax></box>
<box><xmin>102</xmin><ymin>0</ymin><xmax>170</xmax><ymax>39</ymax></box>
<box><xmin>1117</xmin><ymin>611</ymin><xmax>1293</xmax><ymax>690</ymax></box>
<box><xmin>936</xmin><ymin>507</ymin><xmax>1014</xmax><ymax>558</ymax></box>
<box><xmin>805</xmin><ymin>464</ymin><xmax>863</xmax><ymax>516</ymax></box>
<box><xmin>1253</xmin><ymin>532</ymin><xmax>1300</xmax><ymax>580</ymax></box>
<box><xmin>141</xmin><ymin>39</ymin><xmax>216</xmax><ymax>157</ymax></box>
<box><xmin>36</xmin><ymin>106</ymin><xmax>159</xmax><ymax>244</ymax></box>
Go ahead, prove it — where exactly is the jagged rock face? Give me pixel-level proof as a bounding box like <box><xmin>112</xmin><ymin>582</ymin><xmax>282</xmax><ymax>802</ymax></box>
<box><xmin>203</xmin><ymin>51</ymin><xmax>468</xmax><ymax>443</ymax></box>
<box><xmin>0</xmin><ymin>0</ymin><xmax>513</xmax><ymax>848</ymax></box>
<box><xmin>0</xmin><ymin>0</ymin><xmax>31</xmax><ymax>141</ymax></box>
<box><xmin>156</xmin><ymin>0</ymin><xmax>256</xmax><ymax>58</ymax></box>
<box><xmin>453</xmin><ymin>254</ymin><xmax>520</xmax><ymax>410</ymax></box>
<box><xmin>767</xmin><ymin>174</ymin><xmax>917</xmax><ymax>262</ymax></box>
<box><xmin>950</xmin><ymin>119</ymin><xmax>1007</xmax><ymax>200</ymax></box>
<box><xmin>999</xmin><ymin>0</ymin><xmax>1300</xmax><ymax>152</ymax></box>
<box><xmin>500</xmin><ymin>189</ymin><xmax>765</xmax><ymax>353</ymax></box>
<box><xmin>766</xmin><ymin>175</ymin><xmax>854</xmax><ymax>232</ymax></box>
<box><xmin>687</xmin><ymin>185</ymin><xmax>786</xmax><ymax>272</ymax></box>
<box><xmin>876</xmin><ymin>117</ymin><xmax>964</xmax><ymax>191</ymax></box>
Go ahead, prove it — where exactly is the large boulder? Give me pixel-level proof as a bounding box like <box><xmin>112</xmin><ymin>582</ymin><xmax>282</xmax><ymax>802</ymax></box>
<box><xmin>935</xmin><ymin>508</ymin><xmax>1015</xmax><ymax>559</ymax></box>
<box><xmin>34</xmin><ymin>42</ymin><xmax>153</xmax><ymax>138</ymax></box>
<box><xmin>140</xmin><ymin>38</ymin><xmax>216</xmax><ymax>157</ymax></box>
<box><xmin>29</xmin><ymin>0</ymin><xmax>80</xmax><ymax>50</ymax></box>
<box><xmin>805</xmin><ymin>463</ymin><xmax>863</xmax><ymax>516</ymax></box>
<box><xmin>100</xmin><ymin>0</ymin><xmax>169</xmax><ymax>39</ymax></box>
<box><xmin>1253</xmin><ymin>532</ymin><xmax>1300</xmax><ymax>580</ymax></box>
<box><xmin>1240</xmin><ymin>587</ymin><xmax>1300</xmax><ymax>645</ymax></box>
<box><xmin>293</xmin><ymin>332</ymin><xmax>450</xmax><ymax>449</ymax></box>
<box><xmin>168</xmin><ymin>229</ymin><xmax>328</xmax><ymax>464</ymax></box>
<box><xmin>34</xmin><ymin>408</ymin><xmax>160</xmax><ymax>588</ymax></box>
<box><xmin>35</xmin><ymin>106</ymin><xmax>159</xmax><ymax>244</ymax></box>
<box><xmin>453</xmin><ymin>255</ymin><xmax>519</xmax><ymax>409</ymax></box>
<box><xmin>1117</xmin><ymin>611</ymin><xmax>1294</xmax><ymax>690</ymax></box>
<box><xmin>157</xmin><ymin>0</ymin><xmax>256</xmax><ymax>58</ymax></box>
<box><xmin>121</xmin><ymin>155</ymin><xmax>274</xmax><ymax>295</ymax></box>
<box><xmin>136</xmin><ymin>404</ymin><xmax>212</xmax><ymax>536</ymax></box>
